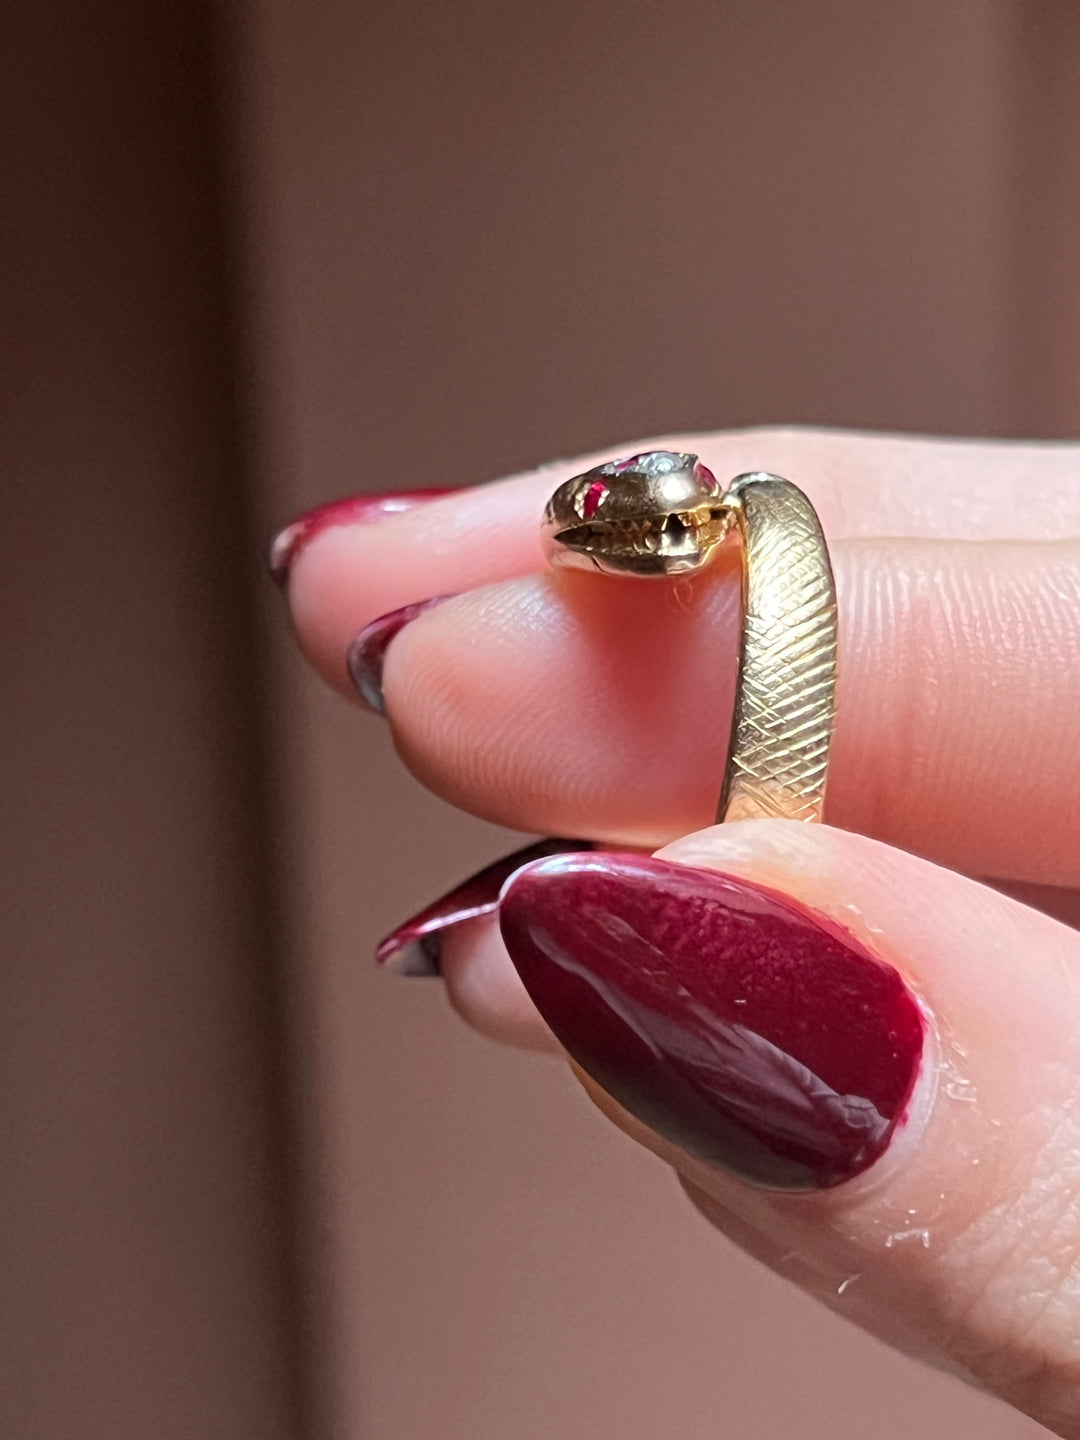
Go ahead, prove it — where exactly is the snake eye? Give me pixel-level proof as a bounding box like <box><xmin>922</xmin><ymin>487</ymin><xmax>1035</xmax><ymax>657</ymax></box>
<box><xmin>579</xmin><ymin>479</ymin><xmax>609</xmax><ymax>519</ymax></box>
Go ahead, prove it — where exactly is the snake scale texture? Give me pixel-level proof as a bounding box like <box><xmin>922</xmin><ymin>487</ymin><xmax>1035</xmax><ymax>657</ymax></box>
<box><xmin>718</xmin><ymin>475</ymin><xmax>838</xmax><ymax>825</ymax></box>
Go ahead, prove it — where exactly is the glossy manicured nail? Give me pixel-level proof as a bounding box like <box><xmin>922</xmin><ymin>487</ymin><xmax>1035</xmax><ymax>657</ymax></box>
<box><xmin>377</xmin><ymin>838</ymin><xmax>595</xmax><ymax>976</ymax></box>
<box><xmin>346</xmin><ymin>596</ymin><xmax>452</xmax><ymax>714</ymax></box>
<box><xmin>268</xmin><ymin>489</ymin><xmax>454</xmax><ymax>587</ymax></box>
<box><xmin>499</xmin><ymin>853</ymin><xmax>924</xmax><ymax>1191</ymax></box>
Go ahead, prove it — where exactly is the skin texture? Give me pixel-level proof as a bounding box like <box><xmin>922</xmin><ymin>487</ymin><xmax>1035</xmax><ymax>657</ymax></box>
<box><xmin>268</xmin><ymin>488</ymin><xmax>453</xmax><ymax>586</ymax></box>
<box><xmin>275</xmin><ymin>428</ymin><xmax>1080</xmax><ymax>1436</ymax></box>
<box><xmin>379</xmin><ymin>540</ymin><xmax>1080</xmax><ymax>884</ymax></box>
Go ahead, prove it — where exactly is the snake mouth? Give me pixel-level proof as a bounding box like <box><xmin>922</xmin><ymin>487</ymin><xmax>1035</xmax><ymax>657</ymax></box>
<box><xmin>554</xmin><ymin>508</ymin><xmax>729</xmax><ymax>573</ymax></box>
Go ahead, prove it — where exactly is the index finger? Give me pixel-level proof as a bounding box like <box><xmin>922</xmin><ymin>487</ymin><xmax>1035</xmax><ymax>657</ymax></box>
<box><xmin>277</xmin><ymin>428</ymin><xmax>1080</xmax><ymax>690</ymax></box>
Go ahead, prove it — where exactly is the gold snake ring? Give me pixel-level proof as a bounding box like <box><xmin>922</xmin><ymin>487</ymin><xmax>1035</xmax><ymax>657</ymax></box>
<box><xmin>541</xmin><ymin>451</ymin><xmax>837</xmax><ymax>824</ymax></box>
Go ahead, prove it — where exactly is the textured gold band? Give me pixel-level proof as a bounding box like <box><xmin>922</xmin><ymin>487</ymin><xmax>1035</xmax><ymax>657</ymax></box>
<box><xmin>717</xmin><ymin>473</ymin><xmax>837</xmax><ymax>824</ymax></box>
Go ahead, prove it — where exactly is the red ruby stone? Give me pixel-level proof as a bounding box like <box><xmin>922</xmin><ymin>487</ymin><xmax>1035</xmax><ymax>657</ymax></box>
<box><xmin>583</xmin><ymin>479</ymin><xmax>609</xmax><ymax>517</ymax></box>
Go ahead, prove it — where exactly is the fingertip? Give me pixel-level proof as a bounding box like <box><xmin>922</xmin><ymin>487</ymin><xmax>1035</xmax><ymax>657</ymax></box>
<box><xmin>278</xmin><ymin>472</ymin><xmax>556</xmax><ymax>695</ymax></box>
<box><xmin>286</xmin><ymin>523</ymin><xmax>407</xmax><ymax>693</ymax></box>
<box><xmin>268</xmin><ymin>489</ymin><xmax>455</xmax><ymax>588</ymax></box>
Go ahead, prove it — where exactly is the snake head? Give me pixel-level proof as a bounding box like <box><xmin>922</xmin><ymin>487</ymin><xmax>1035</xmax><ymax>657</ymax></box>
<box><xmin>541</xmin><ymin>451</ymin><xmax>729</xmax><ymax>577</ymax></box>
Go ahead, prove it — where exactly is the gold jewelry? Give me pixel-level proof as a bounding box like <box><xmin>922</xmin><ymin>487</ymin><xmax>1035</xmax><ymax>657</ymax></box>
<box><xmin>541</xmin><ymin>451</ymin><xmax>837</xmax><ymax>824</ymax></box>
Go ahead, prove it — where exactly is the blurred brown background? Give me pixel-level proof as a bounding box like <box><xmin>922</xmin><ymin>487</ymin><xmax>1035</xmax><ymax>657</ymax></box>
<box><xmin>3</xmin><ymin>1</ymin><xmax>1078</xmax><ymax>1437</ymax></box>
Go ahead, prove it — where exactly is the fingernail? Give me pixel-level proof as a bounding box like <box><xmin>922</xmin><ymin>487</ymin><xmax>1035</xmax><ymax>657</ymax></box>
<box><xmin>499</xmin><ymin>853</ymin><xmax>924</xmax><ymax>1191</ymax></box>
<box><xmin>268</xmin><ymin>489</ymin><xmax>454</xmax><ymax>587</ymax></box>
<box><xmin>346</xmin><ymin>596</ymin><xmax>452</xmax><ymax>714</ymax></box>
<box><xmin>377</xmin><ymin>838</ymin><xmax>595</xmax><ymax>976</ymax></box>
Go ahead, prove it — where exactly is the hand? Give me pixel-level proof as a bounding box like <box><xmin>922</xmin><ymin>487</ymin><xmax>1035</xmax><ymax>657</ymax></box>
<box><xmin>275</xmin><ymin>428</ymin><xmax>1080</xmax><ymax>1436</ymax></box>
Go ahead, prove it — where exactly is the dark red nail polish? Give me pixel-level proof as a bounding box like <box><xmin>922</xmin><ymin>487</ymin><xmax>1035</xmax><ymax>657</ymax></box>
<box><xmin>377</xmin><ymin>838</ymin><xmax>595</xmax><ymax>976</ymax></box>
<box><xmin>346</xmin><ymin>596</ymin><xmax>452</xmax><ymax>714</ymax></box>
<box><xmin>268</xmin><ymin>489</ymin><xmax>453</xmax><ymax>586</ymax></box>
<box><xmin>499</xmin><ymin>853</ymin><xmax>924</xmax><ymax>1191</ymax></box>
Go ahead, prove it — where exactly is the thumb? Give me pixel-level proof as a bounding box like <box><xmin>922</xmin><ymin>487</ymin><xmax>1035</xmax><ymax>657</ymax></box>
<box><xmin>497</xmin><ymin>823</ymin><xmax>1080</xmax><ymax>1437</ymax></box>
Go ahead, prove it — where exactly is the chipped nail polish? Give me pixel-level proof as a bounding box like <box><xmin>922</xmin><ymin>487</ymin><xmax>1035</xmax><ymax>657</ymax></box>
<box><xmin>377</xmin><ymin>838</ymin><xmax>595</xmax><ymax>976</ymax></box>
<box><xmin>499</xmin><ymin>852</ymin><xmax>924</xmax><ymax>1191</ymax></box>
<box><xmin>268</xmin><ymin>489</ymin><xmax>453</xmax><ymax>586</ymax></box>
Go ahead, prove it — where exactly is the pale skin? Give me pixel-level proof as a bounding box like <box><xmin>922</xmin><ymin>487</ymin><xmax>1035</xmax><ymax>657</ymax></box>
<box><xmin>283</xmin><ymin>429</ymin><xmax>1080</xmax><ymax>1435</ymax></box>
